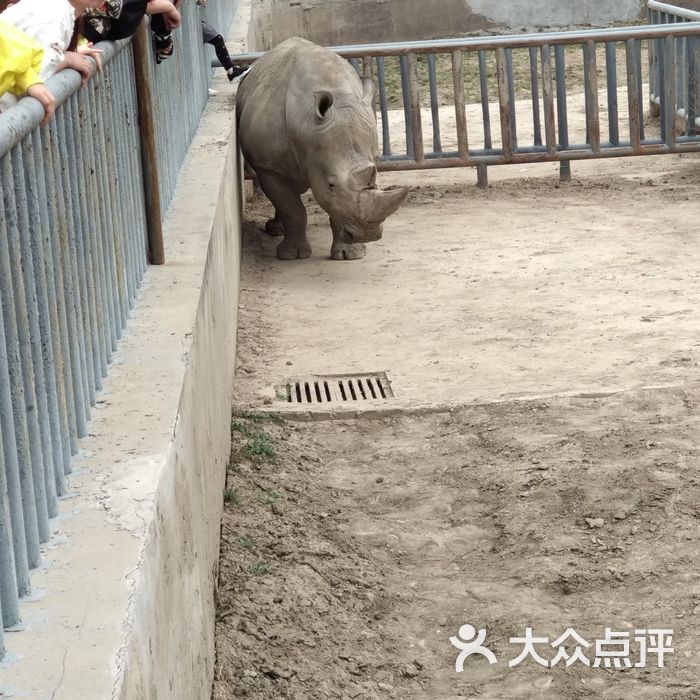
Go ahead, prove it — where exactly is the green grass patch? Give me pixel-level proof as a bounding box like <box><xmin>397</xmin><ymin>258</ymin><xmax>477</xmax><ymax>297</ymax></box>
<box><xmin>256</xmin><ymin>489</ymin><xmax>282</xmax><ymax>506</ymax></box>
<box><xmin>248</xmin><ymin>562</ymin><xmax>269</xmax><ymax>576</ymax></box>
<box><xmin>243</xmin><ymin>433</ymin><xmax>276</xmax><ymax>462</ymax></box>
<box><xmin>223</xmin><ymin>487</ymin><xmax>241</xmax><ymax>506</ymax></box>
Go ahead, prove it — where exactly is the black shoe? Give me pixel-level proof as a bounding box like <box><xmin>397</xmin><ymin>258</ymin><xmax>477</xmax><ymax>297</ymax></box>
<box><xmin>227</xmin><ymin>65</ymin><xmax>250</xmax><ymax>82</ymax></box>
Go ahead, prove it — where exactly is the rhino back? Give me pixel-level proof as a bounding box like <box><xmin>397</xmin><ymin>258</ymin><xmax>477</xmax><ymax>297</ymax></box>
<box><xmin>237</xmin><ymin>38</ymin><xmax>373</xmax><ymax>185</ymax></box>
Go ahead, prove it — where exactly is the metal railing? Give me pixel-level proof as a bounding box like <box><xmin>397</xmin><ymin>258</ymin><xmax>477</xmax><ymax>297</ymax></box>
<box><xmin>0</xmin><ymin>0</ymin><xmax>236</xmax><ymax>657</ymax></box>
<box><xmin>647</xmin><ymin>1</ymin><xmax>700</xmax><ymax>132</ymax></box>
<box><xmin>235</xmin><ymin>21</ymin><xmax>700</xmax><ymax>182</ymax></box>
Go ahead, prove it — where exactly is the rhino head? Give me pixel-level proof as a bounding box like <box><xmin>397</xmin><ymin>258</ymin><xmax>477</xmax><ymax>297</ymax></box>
<box><xmin>304</xmin><ymin>78</ymin><xmax>408</xmax><ymax>246</ymax></box>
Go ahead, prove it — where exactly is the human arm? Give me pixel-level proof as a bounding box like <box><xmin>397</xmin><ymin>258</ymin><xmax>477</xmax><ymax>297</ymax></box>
<box><xmin>146</xmin><ymin>0</ymin><xmax>180</xmax><ymax>29</ymax></box>
<box><xmin>26</xmin><ymin>83</ymin><xmax>56</xmax><ymax>126</ymax></box>
<box><xmin>77</xmin><ymin>42</ymin><xmax>103</xmax><ymax>73</ymax></box>
<box><xmin>54</xmin><ymin>51</ymin><xmax>93</xmax><ymax>86</ymax></box>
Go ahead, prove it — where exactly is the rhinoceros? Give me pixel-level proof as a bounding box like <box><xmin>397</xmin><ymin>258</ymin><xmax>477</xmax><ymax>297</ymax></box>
<box><xmin>236</xmin><ymin>37</ymin><xmax>408</xmax><ymax>260</ymax></box>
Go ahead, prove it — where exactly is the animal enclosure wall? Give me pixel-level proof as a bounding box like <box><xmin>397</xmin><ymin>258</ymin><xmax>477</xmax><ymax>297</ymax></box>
<box><xmin>249</xmin><ymin>0</ymin><xmax>644</xmax><ymax>51</ymax></box>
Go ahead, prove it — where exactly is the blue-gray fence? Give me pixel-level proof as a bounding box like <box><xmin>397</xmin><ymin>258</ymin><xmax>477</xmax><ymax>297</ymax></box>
<box><xmin>647</xmin><ymin>0</ymin><xmax>700</xmax><ymax>133</ymax></box>
<box><xmin>235</xmin><ymin>18</ymin><xmax>700</xmax><ymax>183</ymax></box>
<box><xmin>0</xmin><ymin>0</ymin><xmax>237</xmax><ymax>657</ymax></box>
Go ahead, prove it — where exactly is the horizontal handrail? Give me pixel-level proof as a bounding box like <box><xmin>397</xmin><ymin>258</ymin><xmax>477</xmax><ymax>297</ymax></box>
<box><xmin>0</xmin><ymin>40</ymin><xmax>125</xmax><ymax>157</ymax></box>
<box><xmin>647</xmin><ymin>0</ymin><xmax>700</xmax><ymax>20</ymax></box>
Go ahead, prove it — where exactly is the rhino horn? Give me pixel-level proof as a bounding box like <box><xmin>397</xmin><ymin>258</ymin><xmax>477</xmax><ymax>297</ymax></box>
<box><xmin>359</xmin><ymin>186</ymin><xmax>409</xmax><ymax>223</ymax></box>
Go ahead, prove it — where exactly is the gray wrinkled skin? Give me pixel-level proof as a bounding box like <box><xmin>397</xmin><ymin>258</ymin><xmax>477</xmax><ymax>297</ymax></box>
<box><xmin>236</xmin><ymin>37</ymin><xmax>408</xmax><ymax>260</ymax></box>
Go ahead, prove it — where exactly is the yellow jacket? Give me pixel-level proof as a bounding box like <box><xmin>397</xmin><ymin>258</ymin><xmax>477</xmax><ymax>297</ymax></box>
<box><xmin>0</xmin><ymin>18</ymin><xmax>44</xmax><ymax>96</ymax></box>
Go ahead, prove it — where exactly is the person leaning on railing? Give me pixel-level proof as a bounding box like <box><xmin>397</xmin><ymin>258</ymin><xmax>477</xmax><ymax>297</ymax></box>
<box><xmin>0</xmin><ymin>16</ymin><xmax>55</xmax><ymax>124</ymax></box>
<box><xmin>83</xmin><ymin>0</ymin><xmax>181</xmax><ymax>60</ymax></box>
<box><xmin>0</xmin><ymin>0</ymin><xmax>106</xmax><ymax>122</ymax></box>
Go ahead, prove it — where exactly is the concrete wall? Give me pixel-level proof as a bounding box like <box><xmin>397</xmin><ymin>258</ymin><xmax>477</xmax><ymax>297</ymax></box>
<box><xmin>115</xmin><ymin>107</ymin><xmax>243</xmax><ymax>700</ymax></box>
<box><xmin>251</xmin><ymin>0</ymin><xmax>645</xmax><ymax>50</ymax></box>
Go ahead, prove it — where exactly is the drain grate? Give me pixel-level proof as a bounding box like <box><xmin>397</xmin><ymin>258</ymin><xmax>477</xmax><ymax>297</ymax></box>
<box><xmin>280</xmin><ymin>372</ymin><xmax>394</xmax><ymax>404</ymax></box>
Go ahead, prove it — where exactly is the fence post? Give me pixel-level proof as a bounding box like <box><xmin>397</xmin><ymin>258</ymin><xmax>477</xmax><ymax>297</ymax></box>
<box><xmin>132</xmin><ymin>20</ymin><xmax>165</xmax><ymax>265</ymax></box>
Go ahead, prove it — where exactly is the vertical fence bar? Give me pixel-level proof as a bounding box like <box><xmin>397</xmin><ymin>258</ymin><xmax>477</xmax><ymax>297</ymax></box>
<box><xmin>583</xmin><ymin>41</ymin><xmax>601</xmax><ymax>152</ymax></box>
<box><xmin>605</xmin><ymin>42</ymin><xmax>620</xmax><ymax>145</ymax></box>
<box><xmin>496</xmin><ymin>48</ymin><xmax>514</xmax><ymax>160</ymax></box>
<box><xmin>637</xmin><ymin>40</ymin><xmax>646</xmax><ymax>142</ymax></box>
<box><xmin>506</xmin><ymin>48</ymin><xmax>518</xmax><ymax>151</ymax></box>
<box><xmin>18</xmin><ymin>137</ymin><xmax>60</xmax><ymax>516</ymax></box>
<box><xmin>376</xmin><ymin>57</ymin><xmax>391</xmax><ymax>156</ymax></box>
<box><xmin>77</xmin><ymin>89</ymin><xmax>108</xmax><ymax>387</ymax></box>
<box><xmin>399</xmin><ymin>55</ymin><xmax>414</xmax><ymax>159</ymax></box>
<box><xmin>541</xmin><ymin>45</ymin><xmax>557</xmax><ymax>158</ymax></box>
<box><xmin>662</xmin><ymin>34</ymin><xmax>678</xmax><ymax>146</ymax></box>
<box><xmin>9</xmin><ymin>145</ymin><xmax>53</xmax><ymax>537</ymax></box>
<box><xmin>688</xmin><ymin>37</ymin><xmax>699</xmax><ymax>134</ymax></box>
<box><xmin>555</xmin><ymin>45</ymin><xmax>571</xmax><ymax>181</ymax></box>
<box><xmin>0</xmin><ymin>415</ymin><xmax>20</xmax><ymax>628</ymax></box>
<box><xmin>478</xmin><ymin>50</ymin><xmax>492</xmax><ymax>151</ymax></box>
<box><xmin>648</xmin><ymin>7</ymin><xmax>657</xmax><ymax>111</ymax></box>
<box><xmin>427</xmin><ymin>54</ymin><xmax>442</xmax><ymax>153</ymax></box>
<box><xmin>626</xmin><ymin>38</ymin><xmax>642</xmax><ymax>152</ymax></box>
<box><xmin>54</xmin><ymin>110</ymin><xmax>89</xmax><ymax>439</ymax></box>
<box><xmin>25</xmin><ymin>131</ymin><xmax>66</xmax><ymax>498</ymax></box>
<box><xmin>133</xmin><ymin>21</ymin><xmax>165</xmax><ymax>265</ymax></box>
<box><xmin>529</xmin><ymin>46</ymin><xmax>543</xmax><ymax>146</ymax></box>
<box><xmin>0</xmin><ymin>203</ymin><xmax>31</xmax><ymax>596</ymax></box>
<box><xmin>40</xmin><ymin>125</ymin><xmax>76</xmax><ymax>463</ymax></box>
<box><xmin>87</xmin><ymin>83</ymin><xmax>118</xmax><ymax>361</ymax></box>
<box><xmin>67</xmin><ymin>96</ymin><xmax>100</xmax><ymax>401</ymax></box>
<box><xmin>61</xmin><ymin>99</ymin><xmax>95</xmax><ymax>417</ymax></box>
<box><xmin>102</xmin><ymin>71</ymin><xmax>129</xmax><ymax>331</ymax></box>
<box><xmin>451</xmin><ymin>50</ymin><xmax>469</xmax><ymax>160</ymax></box>
<box><xmin>407</xmin><ymin>53</ymin><xmax>424</xmax><ymax>163</ymax></box>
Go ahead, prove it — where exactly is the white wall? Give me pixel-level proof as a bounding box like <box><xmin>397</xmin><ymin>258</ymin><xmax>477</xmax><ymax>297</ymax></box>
<box><xmin>466</xmin><ymin>0</ymin><xmax>643</xmax><ymax>29</ymax></box>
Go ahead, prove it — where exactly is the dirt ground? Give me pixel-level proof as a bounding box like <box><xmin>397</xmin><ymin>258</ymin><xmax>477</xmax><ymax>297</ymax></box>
<box><xmin>213</xmin><ymin>111</ymin><xmax>700</xmax><ymax>697</ymax></box>
<box><xmin>213</xmin><ymin>391</ymin><xmax>700</xmax><ymax>699</ymax></box>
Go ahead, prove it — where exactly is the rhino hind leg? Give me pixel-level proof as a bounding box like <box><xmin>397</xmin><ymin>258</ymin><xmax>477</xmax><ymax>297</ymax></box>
<box><xmin>264</xmin><ymin>214</ymin><xmax>285</xmax><ymax>237</ymax></box>
<box><xmin>330</xmin><ymin>220</ymin><xmax>367</xmax><ymax>261</ymax></box>
<box><xmin>256</xmin><ymin>172</ymin><xmax>311</xmax><ymax>260</ymax></box>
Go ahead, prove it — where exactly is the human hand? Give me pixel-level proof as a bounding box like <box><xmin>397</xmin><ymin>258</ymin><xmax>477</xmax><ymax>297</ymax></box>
<box><xmin>63</xmin><ymin>51</ymin><xmax>92</xmax><ymax>85</ymax></box>
<box><xmin>26</xmin><ymin>84</ymin><xmax>56</xmax><ymax>126</ymax></box>
<box><xmin>165</xmin><ymin>7</ymin><xmax>181</xmax><ymax>29</ymax></box>
<box><xmin>78</xmin><ymin>42</ymin><xmax>104</xmax><ymax>73</ymax></box>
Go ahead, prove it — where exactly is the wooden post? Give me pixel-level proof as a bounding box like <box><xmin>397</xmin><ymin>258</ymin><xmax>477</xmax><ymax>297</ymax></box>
<box><xmin>132</xmin><ymin>20</ymin><xmax>165</xmax><ymax>265</ymax></box>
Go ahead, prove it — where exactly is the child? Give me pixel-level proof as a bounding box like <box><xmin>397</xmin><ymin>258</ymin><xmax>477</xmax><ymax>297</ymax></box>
<box><xmin>0</xmin><ymin>16</ymin><xmax>55</xmax><ymax>124</ymax></box>
<box><xmin>0</xmin><ymin>0</ymin><xmax>104</xmax><ymax>120</ymax></box>
<box><xmin>1</xmin><ymin>0</ymin><xmax>105</xmax><ymax>81</ymax></box>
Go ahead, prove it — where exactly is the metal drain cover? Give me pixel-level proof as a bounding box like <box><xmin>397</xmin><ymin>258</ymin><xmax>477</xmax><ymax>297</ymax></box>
<box><xmin>280</xmin><ymin>372</ymin><xmax>394</xmax><ymax>404</ymax></box>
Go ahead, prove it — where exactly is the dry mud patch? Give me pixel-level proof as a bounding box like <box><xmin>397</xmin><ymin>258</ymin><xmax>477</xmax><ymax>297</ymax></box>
<box><xmin>213</xmin><ymin>386</ymin><xmax>700</xmax><ymax>699</ymax></box>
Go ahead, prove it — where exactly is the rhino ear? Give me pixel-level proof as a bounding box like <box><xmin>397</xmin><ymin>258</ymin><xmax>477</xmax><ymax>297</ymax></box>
<box><xmin>314</xmin><ymin>90</ymin><xmax>334</xmax><ymax>121</ymax></box>
<box><xmin>361</xmin><ymin>77</ymin><xmax>376</xmax><ymax>105</ymax></box>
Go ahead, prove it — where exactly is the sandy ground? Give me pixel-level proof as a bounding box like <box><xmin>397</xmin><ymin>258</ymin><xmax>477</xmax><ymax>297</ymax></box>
<box><xmin>213</xmin><ymin>110</ymin><xmax>700</xmax><ymax>698</ymax></box>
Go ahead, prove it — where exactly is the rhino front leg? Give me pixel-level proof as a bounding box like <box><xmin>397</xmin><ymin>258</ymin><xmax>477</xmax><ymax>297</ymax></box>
<box><xmin>330</xmin><ymin>220</ymin><xmax>366</xmax><ymax>261</ymax></box>
<box><xmin>256</xmin><ymin>172</ymin><xmax>311</xmax><ymax>260</ymax></box>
